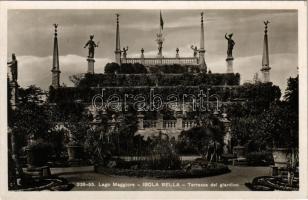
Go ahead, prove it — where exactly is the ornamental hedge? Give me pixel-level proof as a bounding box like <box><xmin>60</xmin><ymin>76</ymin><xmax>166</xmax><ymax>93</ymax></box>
<box><xmin>76</xmin><ymin>73</ymin><xmax>240</xmax><ymax>88</ymax></box>
<box><xmin>49</xmin><ymin>82</ymin><xmax>280</xmax><ymax>108</ymax></box>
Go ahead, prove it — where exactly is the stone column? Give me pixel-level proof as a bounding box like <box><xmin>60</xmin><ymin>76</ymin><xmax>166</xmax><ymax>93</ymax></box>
<box><xmin>157</xmin><ymin>113</ymin><xmax>164</xmax><ymax>130</ymax></box>
<box><xmin>87</xmin><ymin>58</ymin><xmax>95</xmax><ymax>74</ymax></box>
<box><xmin>137</xmin><ymin>113</ymin><xmax>144</xmax><ymax>130</ymax></box>
<box><xmin>220</xmin><ymin>113</ymin><xmax>231</xmax><ymax>154</ymax></box>
<box><xmin>140</xmin><ymin>48</ymin><xmax>145</xmax><ymax>65</ymax></box>
<box><xmin>176</xmin><ymin>112</ymin><xmax>183</xmax><ymax>130</ymax></box>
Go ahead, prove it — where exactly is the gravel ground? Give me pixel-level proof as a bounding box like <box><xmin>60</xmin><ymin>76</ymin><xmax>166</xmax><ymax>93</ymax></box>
<box><xmin>58</xmin><ymin>166</ymin><xmax>271</xmax><ymax>191</ymax></box>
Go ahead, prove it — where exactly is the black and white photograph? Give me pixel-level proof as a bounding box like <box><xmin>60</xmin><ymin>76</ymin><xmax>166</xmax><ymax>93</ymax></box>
<box><xmin>1</xmin><ymin>1</ymin><xmax>307</xmax><ymax>198</ymax></box>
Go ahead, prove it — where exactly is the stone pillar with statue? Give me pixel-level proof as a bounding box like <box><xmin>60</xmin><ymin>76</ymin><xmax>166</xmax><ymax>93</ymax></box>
<box><xmin>84</xmin><ymin>35</ymin><xmax>99</xmax><ymax>74</ymax></box>
<box><xmin>225</xmin><ymin>33</ymin><xmax>235</xmax><ymax>73</ymax></box>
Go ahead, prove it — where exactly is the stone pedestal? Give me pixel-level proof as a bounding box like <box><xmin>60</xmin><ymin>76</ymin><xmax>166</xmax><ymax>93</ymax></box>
<box><xmin>137</xmin><ymin>113</ymin><xmax>144</xmax><ymax>130</ymax></box>
<box><xmin>261</xmin><ymin>68</ymin><xmax>270</xmax><ymax>83</ymax></box>
<box><xmin>233</xmin><ymin>145</ymin><xmax>246</xmax><ymax>158</ymax></box>
<box><xmin>176</xmin><ymin>112</ymin><xmax>183</xmax><ymax>130</ymax></box>
<box><xmin>87</xmin><ymin>58</ymin><xmax>95</xmax><ymax>74</ymax></box>
<box><xmin>226</xmin><ymin>57</ymin><xmax>234</xmax><ymax>73</ymax></box>
<box><xmin>9</xmin><ymin>81</ymin><xmax>18</xmax><ymax>110</ymax></box>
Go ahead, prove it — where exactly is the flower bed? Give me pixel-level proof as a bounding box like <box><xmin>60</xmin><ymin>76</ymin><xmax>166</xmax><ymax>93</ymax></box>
<box><xmin>14</xmin><ymin>176</ymin><xmax>74</xmax><ymax>191</ymax></box>
<box><xmin>245</xmin><ymin>176</ymin><xmax>299</xmax><ymax>191</ymax></box>
<box><xmin>95</xmin><ymin>163</ymin><xmax>230</xmax><ymax>179</ymax></box>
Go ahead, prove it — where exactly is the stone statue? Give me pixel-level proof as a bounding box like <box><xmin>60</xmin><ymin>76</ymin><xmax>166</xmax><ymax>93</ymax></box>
<box><xmin>176</xmin><ymin>48</ymin><xmax>180</xmax><ymax>58</ymax></box>
<box><xmin>7</xmin><ymin>53</ymin><xmax>18</xmax><ymax>82</ymax></box>
<box><xmin>84</xmin><ymin>35</ymin><xmax>99</xmax><ymax>58</ymax></box>
<box><xmin>190</xmin><ymin>45</ymin><xmax>198</xmax><ymax>57</ymax></box>
<box><xmin>122</xmin><ymin>46</ymin><xmax>128</xmax><ymax>58</ymax></box>
<box><xmin>225</xmin><ymin>33</ymin><xmax>235</xmax><ymax>58</ymax></box>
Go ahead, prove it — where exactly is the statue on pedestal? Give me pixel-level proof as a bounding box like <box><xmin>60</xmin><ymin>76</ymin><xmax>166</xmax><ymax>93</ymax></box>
<box><xmin>190</xmin><ymin>45</ymin><xmax>199</xmax><ymax>57</ymax></box>
<box><xmin>84</xmin><ymin>35</ymin><xmax>99</xmax><ymax>58</ymax></box>
<box><xmin>121</xmin><ymin>46</ymin><xmax>128</xmax><ymax>58</ymax></box>
<box><xmin>225</xmin><ymin>33</ymin><xmax>235</xmax><ymax>58</ymax></box>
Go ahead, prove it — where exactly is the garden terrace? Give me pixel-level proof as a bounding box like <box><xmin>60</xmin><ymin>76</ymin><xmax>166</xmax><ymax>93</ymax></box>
<box><xmin>49</xmin><ymin>82</ymin><xmax>280</xmax><ymax>108</ymax></box>
<box><xmin>49</xmin><ymin>85</ymin><xmax>243</xmax><ymax>104</ymax></box>
<box><xmin>76</xmin><ymin>73</ymin><xmax>241</xmax><ymax>88</ymax></box>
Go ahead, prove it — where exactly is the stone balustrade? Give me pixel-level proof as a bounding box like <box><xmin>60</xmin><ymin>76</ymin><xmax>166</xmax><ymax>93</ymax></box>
<box><xmin>121</xmin><ymin>57</ymin><xmax>199</xmax><ymax>65</ymax></box>
<box><xmin>163</xmin><ymin>120</ymin><xmax>176</xmax><ymax>129</ymax></box>
<box><xmin>183</xmin><ymin>120</ymin><xmax>195</xmax><ymax>130</ymax></box>
<box><xmin>142</xmin><ymin>119</ymin><xmax>195</xmax><ymax>130</ymax></box>
<box><xmin>143</xmin><ymin>120</ymin><xmax>157</xmax><ymax>129</ymax></box>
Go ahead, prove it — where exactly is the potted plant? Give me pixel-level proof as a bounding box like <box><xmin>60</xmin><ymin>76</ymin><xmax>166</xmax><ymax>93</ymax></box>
<box><xmin>64</xmin><ymin>120</ymin><xmax>88</xmax><ymax>164</ymax></box>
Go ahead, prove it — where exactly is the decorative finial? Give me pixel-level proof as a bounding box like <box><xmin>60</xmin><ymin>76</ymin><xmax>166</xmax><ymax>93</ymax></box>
<box><xmin>264</xmin><ymin>20</ymin><xmax>270</xmax><ymax>33</ymax></box>
<box><xmin>116</xmin><ymin>13</ymin><xmax>119</xmax><ymax>23</ymax></box>
<box><xmin>53</xmin><ymin>24</ymin><xmax>58</xmax><ymax>36</ymax></box>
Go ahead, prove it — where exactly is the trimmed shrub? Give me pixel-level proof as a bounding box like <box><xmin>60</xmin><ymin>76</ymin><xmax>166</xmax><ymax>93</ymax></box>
<box><xmin>246</xmin><ymin>151</ymin><xmax>274</xmax><ymax>166</ymax></box>
<box><xmin>26</xmin><ymin>142</ymin><xmax>53</xmax><ymax>167</ymax></box>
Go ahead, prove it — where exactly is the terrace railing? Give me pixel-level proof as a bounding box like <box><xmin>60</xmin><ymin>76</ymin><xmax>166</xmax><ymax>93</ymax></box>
<box><xmin>142</xmin><ymin>119</ymin><xmax>195</xmax><ymax>130</ymax></box>
<box><xmin>121</xmin><ymin>57</ymin><xmax>199</xmax><ymax>65</ymax></box>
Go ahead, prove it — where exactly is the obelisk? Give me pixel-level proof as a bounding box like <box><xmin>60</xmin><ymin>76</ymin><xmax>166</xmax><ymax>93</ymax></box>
<box><xmin>51</xmin><ymin>24</ymin><xmax>61</xmax><ymax>89</ymax></box>
<box><xmin>199</xmin><ymin>12</ymin><xmax>207</xmax><ymax>73</ymax></box>
<box><xmin>261</xmin><ymin>21</ymin><xmax>271</xmax><ymax>83</ymax></box>
<box><xmin>114</xmin><ymin>14</ymin><xmax>121</xmax><ymax>64</ymax></box>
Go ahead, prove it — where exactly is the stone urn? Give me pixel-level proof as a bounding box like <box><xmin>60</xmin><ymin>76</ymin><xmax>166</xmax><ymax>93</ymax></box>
<box><xmin>233</xmin><ymin>145</ymin><xmax>246</xmax><ymax>158</ymax></box>
<box><xmin>66</xmin><ymin>144</ymin><xmax>84</xmax><ymax>164</ymax></box>
<box><xmin>272</xmin><ymin>148</ymin><xmax>291</xmax><ymax>168</ymax></box>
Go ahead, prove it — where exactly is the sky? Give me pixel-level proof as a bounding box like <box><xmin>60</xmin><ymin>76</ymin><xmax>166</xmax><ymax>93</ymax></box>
<box><xmin>8</xmin><ymin>9</ymin><xmax>298</xmax><ymax>94</ymax></box>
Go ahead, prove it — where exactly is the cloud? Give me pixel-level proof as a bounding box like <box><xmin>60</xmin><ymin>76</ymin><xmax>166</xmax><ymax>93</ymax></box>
<box><xmin>17</xmin><ymin>55</ymin><xmax>111</xmax><ymax>90</ymax></box>
<box><xmin>8</xmin><ymin>9</ymin><xmax>297</xmax><ymax>58</ymax></box>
